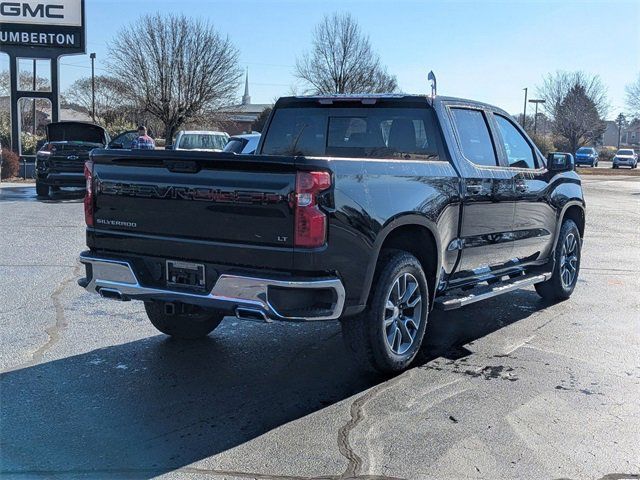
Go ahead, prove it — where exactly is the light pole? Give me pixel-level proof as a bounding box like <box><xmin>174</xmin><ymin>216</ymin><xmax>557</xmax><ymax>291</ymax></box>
<box><xmin>528</xmin><ymin>99</ymin><xmax>546</xmax><ymax>135</ymax></box>
<box><xmin>90</xmin><ymin>53</ymin><xmax>96</xmax><ymax>122</ymax></box>
<box><xmin>616</xmin><ymin>113</ymin><xmax>626</xmax><ymax>148</ymax></box>
<box><xmin>522</xmin><ymin>88</ymin><xmax>528</xmax><ymax>130</ymax></box>
<box><xmin>32</xmin><ymin>59</ymin><xmax>37</xmax><ymax>135</ymax></box>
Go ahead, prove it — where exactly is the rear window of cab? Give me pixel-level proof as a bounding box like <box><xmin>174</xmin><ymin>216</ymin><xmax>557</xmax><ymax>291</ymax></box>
<box><xmin>261</xmin><ymin>107</ymin><xmax>443</xmax><ymax>160</ymax></box>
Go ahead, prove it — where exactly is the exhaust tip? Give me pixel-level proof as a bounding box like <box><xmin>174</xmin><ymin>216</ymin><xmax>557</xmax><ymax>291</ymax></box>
<box><xmin>98</xmin><ymin>288</ymin><xmax>127</xmax><ymax>301</ymax></box>
<box><xmin>235</xmin><ymin>307</ymin><xmax>268</xmax><ymax>322</ymax></box>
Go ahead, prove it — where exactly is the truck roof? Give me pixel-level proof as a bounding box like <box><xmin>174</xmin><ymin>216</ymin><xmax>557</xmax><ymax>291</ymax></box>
<box><xmin>277</xmin><ymin>94</ymin><xmax>510</xmax><ymax>116</ymax></box>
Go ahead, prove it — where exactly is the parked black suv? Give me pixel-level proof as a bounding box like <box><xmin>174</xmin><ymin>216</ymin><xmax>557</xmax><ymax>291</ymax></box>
<box><xmin>35</xmin><ymin>122</ymin><xmax>110</xmax><ymax>198</ymax></box>
<box><xmin>79</xmin><ymin>94</ymin><xmax>585</xmax><ymax>373</ymax></box>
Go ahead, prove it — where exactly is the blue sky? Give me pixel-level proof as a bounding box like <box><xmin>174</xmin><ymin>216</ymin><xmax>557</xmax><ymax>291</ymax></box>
<box><xmin>2</xmin><ymin>0</ymin><xmax>639</xmax><ymax>119</ymax></box>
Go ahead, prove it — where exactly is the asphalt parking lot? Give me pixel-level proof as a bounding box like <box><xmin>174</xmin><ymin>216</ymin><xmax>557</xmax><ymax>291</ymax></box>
<box><xmin>0</xmin><ymin>176</ymin><xmax>638</xmax><ymax>480</ymax></box>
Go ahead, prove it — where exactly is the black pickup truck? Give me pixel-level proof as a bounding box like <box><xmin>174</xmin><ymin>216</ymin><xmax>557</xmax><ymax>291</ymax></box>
<box><xmin>35</xmin><ymin>122</ymin><xmax>111</xmax><ymax>198</ymax></box>
<box><xmin>78</xmin><ymin>94</ymin><xmax>585</xmax><ymax>373</ymax></box>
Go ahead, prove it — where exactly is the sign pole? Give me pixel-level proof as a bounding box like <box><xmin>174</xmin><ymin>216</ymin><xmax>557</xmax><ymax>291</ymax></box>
<box><xmin>9</xmin><ymin>56</ymin><xmax>20</xmax><ymax>155</ymax></box>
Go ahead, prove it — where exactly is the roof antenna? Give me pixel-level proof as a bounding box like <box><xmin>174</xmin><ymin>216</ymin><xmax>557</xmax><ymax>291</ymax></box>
<box><xmin>427</xmin><ymin>71</ymin><xmax>437</xmax><ymax>103</ymax></box>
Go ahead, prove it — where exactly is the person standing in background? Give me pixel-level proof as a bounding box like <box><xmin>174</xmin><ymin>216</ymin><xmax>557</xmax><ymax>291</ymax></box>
<box><xmin>131</xmin><ymin>126</ymin><xmax>155</xmax><ymax>150</ymax></box>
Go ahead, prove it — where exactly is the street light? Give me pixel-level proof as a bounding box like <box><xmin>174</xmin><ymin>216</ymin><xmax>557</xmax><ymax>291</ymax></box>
<box><xmin>528</xmin><ymin>99</ymin><xmax>546</xmax><ymax>135</ymax></box>
<box><xmin>90</xmin><ymin>53</ymin><xmax>96</xmax><ymax>122</ymax></box>
<box><xmin>616</xmin><ymin>113</ymin><xmax>626</xmax><ymax>149</ymax></box>
<box><xmin>522</xmin><ymin>88</ymin><xmax>528</xmax><ymax>130</ymax></box>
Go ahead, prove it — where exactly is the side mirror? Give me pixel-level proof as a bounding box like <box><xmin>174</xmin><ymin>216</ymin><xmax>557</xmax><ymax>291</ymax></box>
<box><xmin>547</xmin><ymin>152</ymin><xmax>574</xmax><ymax>172</ymax></box>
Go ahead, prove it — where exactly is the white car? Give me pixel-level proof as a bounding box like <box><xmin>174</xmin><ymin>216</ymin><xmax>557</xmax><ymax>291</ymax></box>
<box><xmin>612</xmin><ymin>149</ymin><xmax>638</xmax><ymax>169</ymax></box>
<box><xmin>170</xmin><ymin>130</ymin><xmax>229</xmax><ymax>152</ymax></box>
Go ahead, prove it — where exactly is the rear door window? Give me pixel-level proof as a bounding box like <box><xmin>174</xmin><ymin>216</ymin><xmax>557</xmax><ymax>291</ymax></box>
<box><xmin>450</xmin><ymin>108</ymin><xmax>498</xmax><ymax>167</ymax></box>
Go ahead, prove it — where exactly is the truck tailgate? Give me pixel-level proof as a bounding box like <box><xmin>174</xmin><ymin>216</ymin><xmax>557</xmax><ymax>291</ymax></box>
<box><xmin>89</xmin><ymin>150</ymin><xmax>297</xmax><ymax>269</ymax></box>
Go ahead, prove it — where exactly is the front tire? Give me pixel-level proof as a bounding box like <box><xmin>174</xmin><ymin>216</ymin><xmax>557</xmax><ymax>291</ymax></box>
<box><xmin>535</xmin><ymin>219</ymin><xmax>581</xmax><ymax>301</ymax></box>
<box><xmin>341</xmin><ymin>251</ymin><xmax>429</xmax><ymax>373</ymax></box>
<box><xmin>144</xmin><ymin>302</ymin><xmax>224</xmax><ymax>339</ymax></box>
<box><xmin>35</xmin><ymin>182</ymin><xmax>49</xmax><ymax>198</ymax></box>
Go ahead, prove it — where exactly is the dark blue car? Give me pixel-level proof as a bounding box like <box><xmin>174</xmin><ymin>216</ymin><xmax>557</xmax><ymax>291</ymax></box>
<box><xmin>575</xmin><ymin>147</ymin><xmax>599</xmax><ymax>167</ymax></box>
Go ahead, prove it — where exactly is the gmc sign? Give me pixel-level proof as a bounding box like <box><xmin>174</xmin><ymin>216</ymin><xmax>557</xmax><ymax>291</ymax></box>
<box><xmin>0</xmin><ymin>0</ymin><xmax>84</xmax><ymax>52</ymax></box>
<box><xmin>0</xmin><ymin>0</ymin><xmax>81</xmax><ymax>26</ymax></box>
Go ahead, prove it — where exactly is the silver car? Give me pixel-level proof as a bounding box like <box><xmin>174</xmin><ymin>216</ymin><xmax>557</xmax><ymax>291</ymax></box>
<box><xmin>612</xmin><ymin>149</ymin><xmax>638</xmax><ymax>169</ymax></box>
<box><xmin>169</xmin><ymin>130</ymin><xmax>229</xmax><ymax>152</ymax></box>
<box><xmin>223</xmin><ymin>133</ymin><xmax>261</xmax><ymax>155</ymax></box>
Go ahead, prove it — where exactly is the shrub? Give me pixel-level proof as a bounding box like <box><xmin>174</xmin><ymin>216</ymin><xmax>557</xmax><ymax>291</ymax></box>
<box><xmin>19</xmin><ymin>133</ymin><xmax>45</xmax><ymax>155</ymax></box>
<box><xmin>0</xmin><ymin>111</ymin><xmax>11</xmax><ymax>149</ymax></box>
<box><xmin>1</xmin><ymin>149</ymin><xmax>20</xmax><ymax>179</ymax></box>
<box><xmin>552</xmin><ymin>136</ymin><xmax>572</xmax><ymax>153</ymax></box>
<box><xmin>598</xmin><ymin>146</ymin><xmax>616</xmax><ymax>162</ymax></box>
<box><xmin>529</xmin><ymin>134</ymin><xmax>555</xmax><ymax>157</ymax></box>
<box><xmin>107</xmin><ymin>121</ymin><xmax>136</xmax><ymax>138</ymax></box>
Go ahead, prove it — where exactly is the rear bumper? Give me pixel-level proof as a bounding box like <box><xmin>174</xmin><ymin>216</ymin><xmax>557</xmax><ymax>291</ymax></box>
<box><xmin>78</xmin><ymin>252</ymin><xmax>345</xmax><ymax>322</ymax></box>
<box><xmin>575</xmin><ymin>158</ymin><xmax>595</xmax><ymax>165</ymax></box>
<box><xmin>613</xmin><ymin>159</ymin><xmax>636</xmax><ymax>166</ymax></box>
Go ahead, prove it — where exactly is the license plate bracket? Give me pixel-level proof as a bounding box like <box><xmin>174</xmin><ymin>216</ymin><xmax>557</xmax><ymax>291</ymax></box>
<box><xmin>166</xmin><ymin>260</ymin><xmax>206</xmax><ymax>291</ymax></box>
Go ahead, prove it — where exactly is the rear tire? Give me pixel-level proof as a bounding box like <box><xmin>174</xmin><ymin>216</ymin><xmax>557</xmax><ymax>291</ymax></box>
<box><xmin>535</xmin><ymin>219</ymin><xmax>581</xmax><ymax>302</ymax></box>
<box><xmin>341</xmin><ymin>250</ymin><xmax>429</xmax><ymax>373</ymax></box>
<box><xmin>35</xmin><ymin>182</ymin><xmax>49</xmax><ymax>198</ymax></box>
<box><xmin>144</xmin><ymin>302</ymin><xmax>224</xmax><ymax>339</ymax></box>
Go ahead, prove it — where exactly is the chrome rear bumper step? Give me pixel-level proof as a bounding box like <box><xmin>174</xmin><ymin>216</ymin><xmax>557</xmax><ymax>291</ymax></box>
<box><xmin>78</xmin><ymin>253</ymin><xmax>346</xmax><ymax>322</ymax></box>
<box><xmin>435</xmin><ymin>273</ymin><xmax>552</xmax><ymax>311</ymax></box>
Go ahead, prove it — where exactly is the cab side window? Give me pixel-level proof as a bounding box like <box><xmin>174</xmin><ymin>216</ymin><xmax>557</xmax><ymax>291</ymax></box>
<box><xmin>450</xmin><ymin>108</ymin><xmax>498</xmax><ymax>167</ymax></box>
<box><xmin>494</xmin><ymin>115</ymin><xmax>537</xmax><ymax>169</ymax></box>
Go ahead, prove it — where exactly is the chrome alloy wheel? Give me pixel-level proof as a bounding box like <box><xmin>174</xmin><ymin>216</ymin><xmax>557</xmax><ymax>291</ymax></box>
<box><xmin>560</xmin><ymin>232</ymin><xmax>579</xmax><ymax>288</ymax></box>
<box><xmin>384</xmin><ymin>273</ymin><xmax>423</xmax><ymax>355</ymax></box>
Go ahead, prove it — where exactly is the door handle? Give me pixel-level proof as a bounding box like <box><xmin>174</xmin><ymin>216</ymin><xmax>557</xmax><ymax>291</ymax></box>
<box><xmin>466</xmin><ymin>184</ymin><xmax>483</xmax><ymax>195</ymax></box>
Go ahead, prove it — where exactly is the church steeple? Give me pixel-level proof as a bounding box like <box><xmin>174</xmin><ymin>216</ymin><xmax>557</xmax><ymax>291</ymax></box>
<box><xmin>242</xmin><ymin>69</ymin><xmax>251</xmax><ymax>105</ymax></box>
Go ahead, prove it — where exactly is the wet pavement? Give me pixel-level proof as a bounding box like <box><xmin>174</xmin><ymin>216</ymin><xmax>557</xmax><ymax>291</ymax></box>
<box><xmin>0</xmin><ymin>177</ymin><xmax>638</xmax><ymax>480</ymax></box>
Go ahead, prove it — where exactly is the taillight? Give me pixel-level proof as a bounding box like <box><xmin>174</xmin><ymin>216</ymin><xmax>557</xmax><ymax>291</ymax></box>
<box><xmin>84</xmin><ymin>160</ymin><xmax>94</xmax><ymax>227</ymax></box>
<box><xmin>294</xmin><ymin>171</ymin><xmax>331</xmax><ymax>248</ymax></box>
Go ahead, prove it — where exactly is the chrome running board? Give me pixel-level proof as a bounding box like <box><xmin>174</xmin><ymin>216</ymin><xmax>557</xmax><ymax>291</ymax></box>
<box><xmin>434</xmin><ymin>273</ymin><xmax>552</xmax><ymax>311</ymax></box>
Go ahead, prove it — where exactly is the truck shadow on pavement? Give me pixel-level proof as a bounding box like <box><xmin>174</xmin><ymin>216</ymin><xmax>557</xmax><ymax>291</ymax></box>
<box><xmin>1</xmin><ymin>290</ymin><xmax>547</xmax><ymax>478</ymax></box>
<box><xmin>0</xmin><ymin>185</ymin><xmax>83</xmax><ymax>202</ymax></box>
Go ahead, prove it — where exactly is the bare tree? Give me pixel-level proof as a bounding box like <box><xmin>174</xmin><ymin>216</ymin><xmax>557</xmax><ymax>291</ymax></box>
<box><xmin>295</xmin><ymin>13</ymin><xmax>397</xmax><ymax>95</ymax></box>
<box><xmin>252</xmin><ymin>107</ymin><xmax>272</xmax><ymax>133</ymax></box>
<box><xmin>0</xmin><ymin>70</ymin><xmax>51</xmax><ymax>135</ymax></box>
<box><xmin>0</xmin><ymin>70</ymin><xmax>8</xmax><ymax>97</ymax></box>
<box><xmin>64</xmin><ymin>75</ymin><xmax>132</xmax><ymax>125</ymax></box>
<box><xmin>537</xmin><ymin>71</ymin><xmax>608</xmax><ymax>152</ymax></box>
<box><xmin>625</xmin><ymin>74</ymin><xmax>640</xmax><ymax>119</ymax></box>
<box><xmin>108</xmin><ymin>14</ymin><xmax>242</xmax><ymax>141</ymax></box>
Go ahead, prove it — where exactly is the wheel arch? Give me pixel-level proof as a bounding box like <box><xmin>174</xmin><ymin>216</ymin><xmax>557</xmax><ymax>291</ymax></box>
<box><xmin>359</xmin><ymin>215</ymin><xmax>442</xmax><ymax>309</ymax></box>
<box><xmin>560</xmin><ymin>202</ymin><xmax>586</xmax><ymax>240</ymax></box>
